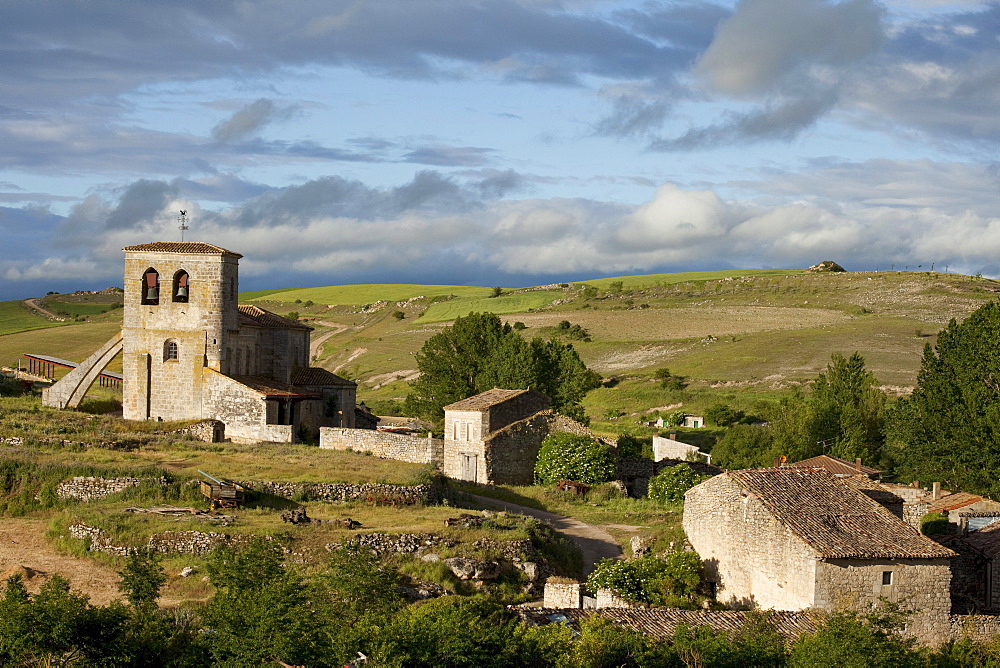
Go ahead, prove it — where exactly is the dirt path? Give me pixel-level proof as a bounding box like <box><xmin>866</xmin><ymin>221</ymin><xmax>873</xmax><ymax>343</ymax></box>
<box><xmin>333</xmin><ymin>347</ymin><xmax>368</xmax><ymax>373</ymax></box>
<box><xmin>22</xmin><ymin>298</ymin><xmax>65</xmax><ymax>321</ymax></box>
<box><xmin>309</xmin><ymin>320</ymin><xmax>348</xmax><ymax>359</ymax></box>
<box><xmin>0</xmin><ymin>518</ymin><xmax>122</xmax><ymax>604</ymax></box>
<box><xmin>467</xmin><ymin>493</ymin><xmax>622</xmax><ymax>576</ymax></box>
<box><xmin>0</xmin><ymin>518</ymin><xmax>192</xmax><ymax>607</ymax></box>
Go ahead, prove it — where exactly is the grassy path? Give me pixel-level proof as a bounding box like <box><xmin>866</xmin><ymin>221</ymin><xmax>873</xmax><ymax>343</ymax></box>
<box><xmin>467</xmin><ymin>492</ymin><xmax>622</xmax><ymax>576</ymax></box>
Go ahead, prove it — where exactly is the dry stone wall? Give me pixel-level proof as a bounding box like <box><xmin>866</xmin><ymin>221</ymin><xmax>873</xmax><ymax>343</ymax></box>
<box><xmin>57</xmin><ymin>476</ymin><xmax>166</xmax><ymax>501</ymax></box>
<box><xmin>319</xmin><ymin>427</ymin><xmax>443</xmax><ymax>465</ymax></box>
<box><xmin>69</xmin><ymin>522</ymin><xmax>242</xmax><ymax>556</ymax></box>
<box><xmin>240</xmin><ymin>480</ymin><xmax>439</xmax><ymax>505</ymax></box>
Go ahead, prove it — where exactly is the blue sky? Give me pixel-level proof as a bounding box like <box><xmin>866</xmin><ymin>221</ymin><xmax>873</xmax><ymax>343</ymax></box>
<box><xmin>1</xmin><ymin>0</ymin><xmax>998</xmax><ymax>300</ymax></box>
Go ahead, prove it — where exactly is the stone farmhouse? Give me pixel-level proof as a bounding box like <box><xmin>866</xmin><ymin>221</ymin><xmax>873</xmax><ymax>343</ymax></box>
<box><xmin>321</xmin><ymin>386</ymin><xmax>593</xmax><ymax>485</ymax></box>
<box><xmin>43</xmin><ymin>242</ymin><xmax>357</xmax><ymax>443</ymax></box>
<box><xmin>684</xmin><ymin>467</ymin><xmax>956</xmax><ymax>644</ymax></box>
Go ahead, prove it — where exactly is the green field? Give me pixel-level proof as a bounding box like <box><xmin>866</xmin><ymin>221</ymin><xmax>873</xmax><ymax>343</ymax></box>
<box><xmin>246</xmin><ymin>283</ymin><xmax>491</xmax><ymax>305</ymax></box>
<box><xmin>0</xmin><ymin>300</ymin><xmax>65</xmax><ymax>337</ymax></box>
<box><xmin>420</xmin><ymin>290</ymin><xmax>564</xmax><ymax>322</ymax></box>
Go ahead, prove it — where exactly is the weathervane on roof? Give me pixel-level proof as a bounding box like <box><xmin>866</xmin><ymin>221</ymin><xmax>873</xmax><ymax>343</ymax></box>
<box><xmin>178</xmin><ymin>210</ymin><xmax>189</xmax><ymax>242</ymax></box>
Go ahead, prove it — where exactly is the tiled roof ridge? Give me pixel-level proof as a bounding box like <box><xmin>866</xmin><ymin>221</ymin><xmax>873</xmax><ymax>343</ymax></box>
<box><xmin>238</xmin><ymin>304</ymin><xmax>312</xmax><ymax>330</ymax></box>
<box><xmin>443</xmin><ymin>387</ymin><xmax>546</xmax><ymax>411</ymax></box>
<box><xmin>122</xmin><ymin>241</ymin><xmax>242</xmax><ymax>257</ymax></box>
<box><xmin>728</xmin><ymin>467</ymin><xmax>956</xmax><ymax>559</ymax></box>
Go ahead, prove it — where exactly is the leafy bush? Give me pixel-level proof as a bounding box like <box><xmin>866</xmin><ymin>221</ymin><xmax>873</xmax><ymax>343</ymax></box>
<box><xmin>534</xmin><ymin>433</ymin><xmax>617</xmax><ymax>484</ymax></box>
<box><xmin>705</xmin><ymin>402</ymin><xmax>745</xmax><ymax>427</ymax></box>
<box><xmin>512</xmin><ymin>321</ymin><xmax>526</xmax><ymax>330</ymax></box>
<box><xmin>391</xmin><ymin>310</ymin><xmax>405</xmax><ymax>320</ymax></box>
<box><xmin>616</xmin><ymin>433</ymin><xmax>653</xmax><ymax>459</ymax></box>
<box><xmin>587</xmin><ymin>551</ymin><xmax>703</xmax><ymax>607</ymax></box>
<box><xmin>920</xmin><ymin>512</ymin><xmax>951</xmax><ymax>536</ymax></box>
<box><xmin>654</xmin><ymin>367</ymin><xmax>687</xmax><ymax>390</ymax></box>
<box><xmin>647</xmin><ymin>463</ymin><xmax>710</xmax><ymax>504</ymax></box>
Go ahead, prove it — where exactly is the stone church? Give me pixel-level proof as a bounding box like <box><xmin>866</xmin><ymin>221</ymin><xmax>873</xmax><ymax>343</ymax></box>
<box><xmin>44</xmin><ymin>241</ymin><xmax>356</xmax><ymax>443</ymax></box>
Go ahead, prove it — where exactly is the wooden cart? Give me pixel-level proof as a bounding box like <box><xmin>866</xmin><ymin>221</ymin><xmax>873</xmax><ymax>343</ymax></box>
<box><xmin>198</xmin><ymin>470</ymin><xmax>246</xmax><ymax>509</ymax></box>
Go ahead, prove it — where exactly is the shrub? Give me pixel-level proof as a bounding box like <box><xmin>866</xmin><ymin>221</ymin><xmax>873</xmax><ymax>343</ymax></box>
<box><xmin>512</xmin><ymin>321</ymin><xmax>526</xmax><ymax>330</ymax></box>
<box><xmin>391</xmin><ymin>310</ymin><xmax>405</xmax><ymax>320</ymax></box>
<box><xmin>616</xmin><ymin>433</ymin><xmax>652</xmax><ymax>460</ymax></box>
<box><xmin>534</xmin><ymin>433</ymin><xmax>617</xmax><ymax>485</ymax></box>
<box><xmin>285</xmin><ymin>311</ymin><xmax>299</xmax><ymax>321</ymax></box>
<box><xmin>654</xmin><ymin>367</ymin><xmax>687</xmax><ymax>390</ymax></box>
<box><xmin>587</xmin><ymin>551</ymin><xmax>704</xmax><ymax>607</ymax></box>
<box><xmin>920</xmin><ymin>512</ymin><xmax>951</xmax><ymax>536</ymax></box>
<box><xmin>490</xmin><ymin>286</ymin><xmax>503</xmax><ymax>298</ymax></box>
<box><xmin>648</xmin><ymin>464</ymin><xmax>710</xmax><ymax>504</ymax></box>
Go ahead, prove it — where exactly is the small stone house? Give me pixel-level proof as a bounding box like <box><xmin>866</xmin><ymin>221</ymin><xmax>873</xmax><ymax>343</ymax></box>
<box><xmin>684</xmin><ymin>467</ymin><xmax>956</xmax><ymax>644</ymax></box>
<box><xmin>442</xmin><ymin>388</ymin><xmax>551</xmax><ymax>485</ymax></box>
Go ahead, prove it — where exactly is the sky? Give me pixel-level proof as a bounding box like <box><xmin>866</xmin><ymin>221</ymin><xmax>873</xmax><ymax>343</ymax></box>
<box><xmin>1</xmin><ymin>0</ymin><xmax>999</xmax><ymax>300</ymax></box>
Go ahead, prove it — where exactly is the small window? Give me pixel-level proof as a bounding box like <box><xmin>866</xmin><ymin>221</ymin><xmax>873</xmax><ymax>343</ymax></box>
<box><xmin>141</xmin><ymin>268</ymin><xmax>160</xmax><ymax>305</ymax></box>
<box><xmin>164</xmin><ymin>340</ymin><xmax>178</xmax><ymax>361</ymax></box>
<box><xmin>172</xmin><ymin>270</ymin><xmax>189</xmax><ymax>303</ymax></box>
<box><xmin>882</xmin><ymin>571</ymin><xmax>893</xmax><ymax>586</ymax></box>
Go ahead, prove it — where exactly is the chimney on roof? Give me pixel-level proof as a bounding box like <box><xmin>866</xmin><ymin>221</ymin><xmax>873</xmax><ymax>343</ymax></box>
<box><xmin>773</xmin><ymin>457</ymin><xmax>783</xmax><ymax>468</ymax></box>
<box><xmin>932</xmin><ymin>482</ymin><xmax>942</xmax><ymax>501</ymax></box>
<box><xmin>669</xmin><ymin>431</ymin><xmax>677</xmax><ymax>440</ymax></box>
<box><xmin>855</xmin><ymin>457</ymin><xmax>863</xmax><ymax>471</ymax></box>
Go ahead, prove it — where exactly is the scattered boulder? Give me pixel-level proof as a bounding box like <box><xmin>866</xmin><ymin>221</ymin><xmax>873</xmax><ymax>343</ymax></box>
<box><xmin>444</xmin><ymin>557</ymin><xmax>502</xmax><ymax>580</ymax></box>
<box><xmin>808</xmin><ymin>260</ymin><xmax>846</xmax><ymax>273</ymax></box>
<box><xmin>179</xmin><ymin>567</ymin><xmax>196</xmax><ymax>577</ymax></box>
<box><xmin>630</xmin><ymin>536</ymin><xmax>651</xmax><ymax>558</ymax></box>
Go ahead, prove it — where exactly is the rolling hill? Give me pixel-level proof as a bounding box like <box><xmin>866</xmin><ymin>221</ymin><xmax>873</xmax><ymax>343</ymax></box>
<box><xmin>4</xmin><ymin>268</ymin><xmax>998</xmax><ymax>435</ymax></box>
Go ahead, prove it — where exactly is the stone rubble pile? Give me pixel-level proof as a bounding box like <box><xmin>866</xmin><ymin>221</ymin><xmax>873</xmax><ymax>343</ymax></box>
<box><xmin>332</xmin><ymin>532</ymin><xmax>453</xmax><ymax>554</ymax></box>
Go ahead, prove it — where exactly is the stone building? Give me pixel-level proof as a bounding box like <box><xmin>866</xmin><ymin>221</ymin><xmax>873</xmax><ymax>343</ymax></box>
<box><xmin>652</xmin><ymin>433</ymin><xmax>711</xmax><ymax>464</ymax></box>
<box><xmin>442</xmin><ymin>388</ymin><xmax>552</xmax><ymax>485</ymax></box>
<box><xmin>44</xmin><ymin>241</ymin><xmax>356</xmax><ymax>443</ymax></box>
<box><xmin>683</xmin><ymin>467</ymin><xmax>956</xmax><ymax>644</ymax></box>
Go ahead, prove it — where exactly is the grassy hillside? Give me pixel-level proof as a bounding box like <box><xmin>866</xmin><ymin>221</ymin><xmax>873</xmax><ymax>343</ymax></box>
<box><xmin>0</xmin><ymin>300</ymin><xmax>65</xmax><ymax>336</ymax></box>
<box><xmin>4</xmin><ymin>269</ymin><xmax>998</xmax><ymax>434</ymax></box>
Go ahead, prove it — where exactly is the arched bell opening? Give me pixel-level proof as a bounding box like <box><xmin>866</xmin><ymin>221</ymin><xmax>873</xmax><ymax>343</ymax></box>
<box><xmin>172</xmin><ymin>270</ymin><xmax>190</xmax><ymax>303</ymax></box>
<box><xmin>141</xmin><ymin>268</ymin><xmax>160</xmax><ymax>305</ymax></box>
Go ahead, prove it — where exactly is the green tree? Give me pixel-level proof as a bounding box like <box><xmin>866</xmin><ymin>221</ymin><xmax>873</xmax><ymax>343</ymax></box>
<box><xmin>406</xmin><ymin>312</ymin><xmax>598</xmax><ymax>423</ymax></box>
<box><xmin>201</xmin><ymin>538</ymin><xmax>329</xmax><ymax>665</ymax></box>
<box><xmin>705</xmin><ymin>402</ymin><xmax>745</xmax><ymax>427</ymax></box>
<box><xmin>892</xmin><ymin>302</ymin><xmax>1000</xmax><ymax>496</ymax></box>
<box><xmin>372</xmin><ymin>596</ymin><xmax>527</xmax><ymax>667</ymax></box>
<box><xmin>805</xmin><ymin>352</ymin><xmax>886</xmax><ymax>464</ymax></box>
<box><xmin>789</xmin><ymin>608</ymin><xmax>921</xmax><ymax>668</ymax></box>
<box><xmin>654</xmin><ymin>367</ymin><xmax>688</xmax><ymax>390</ymax></box>
<box><xmin>711</xmin><ymin>424</ymin><xmax>777</xmax><ymax>469</ymax></box>
<box><xmin>117</xmin><ymin>548</ymin><xmax>167</xmax><ymax>609</ymax></box>
<box><xmin>534</xmin><ymin>432</ymin><xmax>617</xmax><ymax>484</ymax></box>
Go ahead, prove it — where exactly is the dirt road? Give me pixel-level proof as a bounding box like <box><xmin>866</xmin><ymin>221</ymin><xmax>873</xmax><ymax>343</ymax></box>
<box><xmin>467</xmin><ymin>493</ymin><xmax>622</xmax><ymax>575</ymax></box>
<box><xmin>22</xmin><ymin>298</ymin><xmax>65</xmax><ymax>321</ymax></box>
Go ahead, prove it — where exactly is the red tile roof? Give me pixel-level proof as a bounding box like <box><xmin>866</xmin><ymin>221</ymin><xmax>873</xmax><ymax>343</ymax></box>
<box><xmin>226</xmin><ymin>375</ymin><xmax>319</xmax><ymax>399</ymax></box>
<box><xmin>292</xmin><ymin>367</ymin><xmax>355</xmax><ymax>387</ymax></box>
<box><xmin>927</xmin><ymin>491</ymin><xmax>983</xmax><ymax>514</ymax></box>
<box><xmin>726</xmin><ymin>467</ymin><xmax>955</xmax><ymax>559</ymax></box>
<box><xmin>122</xmin><ymin>242</ymin><xmax>242</xmax><ymax>257</ymax></box>
<box><xmin>517</xmin><ymin>608</ymin><xmax>818</xmax><ymax>642</ymax></box>
<box><xmin>238</xmin><ymin>304</ymin><xmax>311</xmax><ymax>330</ymax></box>
<box><xmin>788</xmin><ymin>454</ymin><xmax>881</xmax><ymax>476</ymax></box>
<box><xmin>443</xmin><ymin>388</ymin><xmax>545</xmax><ymax>412</ymax></box>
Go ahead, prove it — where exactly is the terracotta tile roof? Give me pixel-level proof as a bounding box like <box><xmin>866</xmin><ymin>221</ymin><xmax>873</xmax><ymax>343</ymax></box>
<box><xmin>122</xmin><ymin>242</ymin><xmax>242</xmax><ymax>257</ymax></box>
<box><xmin>727</xmin><ymin>467</ymin><xmax>956</xmax><ymax>559</ymax></box>
<box><xmin>238</xmin><ymin>304</ymin><xmax>312</xmax><ymax>330</ymax></box>
<box><xmin>292</xmin><ymin>367</ymin><xmax>355</xmax><ymax>387</ymax></box>
<box><xmin>443</xmin><ymin>388</ymin><xmax>545</xmax><ymax>412</ymax></box>
<box><xmin>788</xmin><ymin>454</ymin><xmax>881</xmax><ymax>476</ymax></box>
<box><xmin>516</xmin><ymin>608</ymin><xmax>818</xmax><ymax>642</ymax></box>
<box><xmin>226</xmin><ymin>375</ymin><xmax>319</xmax><ymax>399</ymax></box>
<box><xmin>927</xmin><ymin>491</ymin><xmax>983</xmax><ymax>514</ymax></box>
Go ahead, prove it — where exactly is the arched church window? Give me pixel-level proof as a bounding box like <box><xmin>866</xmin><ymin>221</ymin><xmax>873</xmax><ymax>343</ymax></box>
<box><xmin>142</xmin><ymin>268</ymin><xmax>160</xmax><ymax>305</ymax></box>
<box><xmin>164</xmin><ymin>339</ymin><xmax>178</xmax><ymax>361</ymax></box>
<box><xmin>172</xmin><ymin>270</ymin><xmax>189</xmax><ymax>303</ymax></box>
